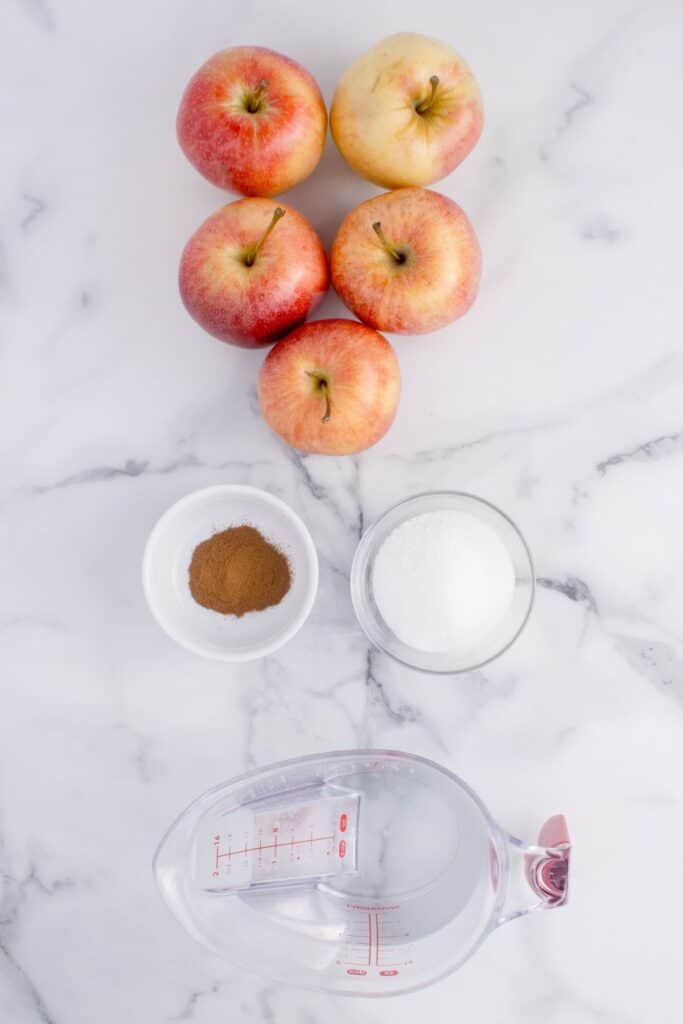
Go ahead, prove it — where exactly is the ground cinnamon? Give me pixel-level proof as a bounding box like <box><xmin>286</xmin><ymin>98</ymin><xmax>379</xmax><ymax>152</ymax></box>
<box><xmin>188</xmin><ymin>525</ymin><xmax>291</xmax><ymax>616</ymax></box>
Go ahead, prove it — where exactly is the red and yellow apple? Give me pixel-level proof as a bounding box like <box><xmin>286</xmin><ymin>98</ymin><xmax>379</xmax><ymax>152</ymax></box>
<box><xmin>330</xmin><ymin>33</ymin><xmax>483</xmax><ymax>189</ymax></box>
<box><xmin>258</xmin><ymin>319</ymin><xmax>400</xmax><ymax>454</ymax></box>
<box><xmin>331</xmin><ymin>188</ymin><xmax>481</xmax><ymax>334</ymax></box>
<box><xmin>179</xmin><ymin>198</ymin><xmax>329</xmax><ymax>348</ymax></box>
<box><xmin>177</xmin><ymin>47</ymin><xmax>327</xmax><ymax>196</ymax></box>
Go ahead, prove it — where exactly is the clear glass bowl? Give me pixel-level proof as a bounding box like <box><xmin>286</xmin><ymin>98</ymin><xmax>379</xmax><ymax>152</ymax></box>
<box><xmin>350</xmin><ymin>492</ymin><xmax>535</xmax><ymax>674</ymax></box>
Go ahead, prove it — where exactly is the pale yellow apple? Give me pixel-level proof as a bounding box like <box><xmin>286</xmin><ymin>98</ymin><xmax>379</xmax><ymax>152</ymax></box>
<box><xmin>330</xmin><ymin>32</ymin><xmax>483</xmax><ymax>189</ymax></box>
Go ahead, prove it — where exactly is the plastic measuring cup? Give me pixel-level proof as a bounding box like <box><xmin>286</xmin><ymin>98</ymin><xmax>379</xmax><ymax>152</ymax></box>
<box><xmin>154</xmin><ymin>750</ymin><xmax>570</xmax><ymax>996</ymax></box>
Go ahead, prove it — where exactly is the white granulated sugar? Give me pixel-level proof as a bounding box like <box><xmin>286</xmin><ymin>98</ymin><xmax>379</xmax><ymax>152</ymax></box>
<box><xmin>372</xmin><ymin>510</ymin><xmax>516</xmax><ymax>654</ymax></box>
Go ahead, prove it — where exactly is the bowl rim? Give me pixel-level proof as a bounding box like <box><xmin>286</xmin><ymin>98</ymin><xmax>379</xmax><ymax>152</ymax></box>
<box><xmin>142</xmin><ymin>484</ymin><xmax>319</xmax><ymax>662</ymax></box>
<box><xmin>350</xmin><ymin>490</ymin><xmax>536</xmax><ymax>675</ymax></box>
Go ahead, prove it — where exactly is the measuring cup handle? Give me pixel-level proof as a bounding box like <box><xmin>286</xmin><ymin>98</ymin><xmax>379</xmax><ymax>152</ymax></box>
<box><xmin>496</xmin><ymin>814</ymin><xmax>571</xmax><ymax>927</ymax></box>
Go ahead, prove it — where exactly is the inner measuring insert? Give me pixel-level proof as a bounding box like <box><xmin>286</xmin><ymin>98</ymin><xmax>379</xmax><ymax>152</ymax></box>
<box><xmin>194</xmin><ymin>784</ymin><xmax>360</xmax><ymax>892</ymax></box>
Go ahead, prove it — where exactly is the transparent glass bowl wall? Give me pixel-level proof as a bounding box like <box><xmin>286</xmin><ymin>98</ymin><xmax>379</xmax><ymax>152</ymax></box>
<box><xmin>350</xmin><ymin>492</ymin><xmax>535</xmax><ymax>673</ymax></box>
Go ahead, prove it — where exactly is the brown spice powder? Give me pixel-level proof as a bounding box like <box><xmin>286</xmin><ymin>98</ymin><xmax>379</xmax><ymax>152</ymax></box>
<box><xmin>188</xmin><ymin>525</ymin><xmax>291</xmax><ymax>616</ymax></box>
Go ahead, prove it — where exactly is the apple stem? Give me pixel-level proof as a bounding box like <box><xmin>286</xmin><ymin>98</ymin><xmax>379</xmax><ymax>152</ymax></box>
<box><xmin>415</xmin><ymin>75</ymin><xmax>440</xmax><ymax>114</ymax></box>
<box><xmin>244</xmin><ymin>207</ymin><xmax>286</xmax><ymax>267</ymax></box>
<box><xmin>320</xmin><ymin>381</ymin><xmax>331</xmax><ymax>423</ymax></box>
<box><xmin>306</xmin><ymin>371</ymin><xmax>331</xmax><ymax>422</ymax></box>
<box><xmin>247</xmin><ymin>79</ymin><xmax>269</xmax><ymax>113</ymax></box>
<box><xmin>372</xmin><ymin>221</ymin><xmax>406</xmax><ymax>264</ymax></box>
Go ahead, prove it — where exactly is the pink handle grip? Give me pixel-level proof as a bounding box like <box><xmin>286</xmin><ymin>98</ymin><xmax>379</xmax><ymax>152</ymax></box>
<box><xmin>526</xmin><ymin>814</ymin><xmax>571</xmax><ymax>907</ymax></box>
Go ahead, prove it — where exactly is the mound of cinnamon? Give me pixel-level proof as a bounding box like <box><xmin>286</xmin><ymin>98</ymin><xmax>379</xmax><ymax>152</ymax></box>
<box><xmin>188</xmin><ymin>525</ymin><xmax>291</xmax><ymax>616</ymax></box>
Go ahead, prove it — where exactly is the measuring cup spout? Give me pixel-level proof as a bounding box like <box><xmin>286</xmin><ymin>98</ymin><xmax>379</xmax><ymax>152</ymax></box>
<box><xmin>496</xmin><ymin>814</ymin><xmax>571</xmax><ymax>927</ymax></box>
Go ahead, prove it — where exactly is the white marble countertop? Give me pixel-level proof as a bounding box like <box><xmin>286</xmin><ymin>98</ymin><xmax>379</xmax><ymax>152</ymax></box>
<box><xmin>3</xmin><ymin>1</ymin><xmax>683</xmax><ymax>1021</ymax></box>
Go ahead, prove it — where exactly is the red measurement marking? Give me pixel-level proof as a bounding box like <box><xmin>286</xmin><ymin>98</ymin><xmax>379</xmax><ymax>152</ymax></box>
<box><xmin>339</xmin><ymin>814</ymin><xmax>347</xmax><ymax>832</ymax></box>
<box><xmin>375</xmin><ymin>913</ymin><xmax>380</xmax><ymax>966</ymax></box>
<box><xmin>347</xmin><ymin>968</ymin><xmax>367</xmax><ymax>976</ymax></box>
<box><xmin>380</xmin><ymin>970</ymin><xmax>399</xmax><ymax>977</ymax></box>
<box><xmin>214</xmin><ymin>834</ymin><xmax>335</xmax><ymax>860</ymax></box>
<box><xmin>367</xmin><ymin>913</ymin><xmax>372</xmax><ymax>966</ymax></box>
<box><xmin>338</xmin><ymin>840</ymin><xmax>346</xmax><ymax>858</ymax></box>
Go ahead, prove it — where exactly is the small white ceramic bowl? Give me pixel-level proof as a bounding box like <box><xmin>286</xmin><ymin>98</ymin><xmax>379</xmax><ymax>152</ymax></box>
<box><xmin>142</xmin><ymin>485</ymin><xmax>318</xmax><ymax>661</ymax></box>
